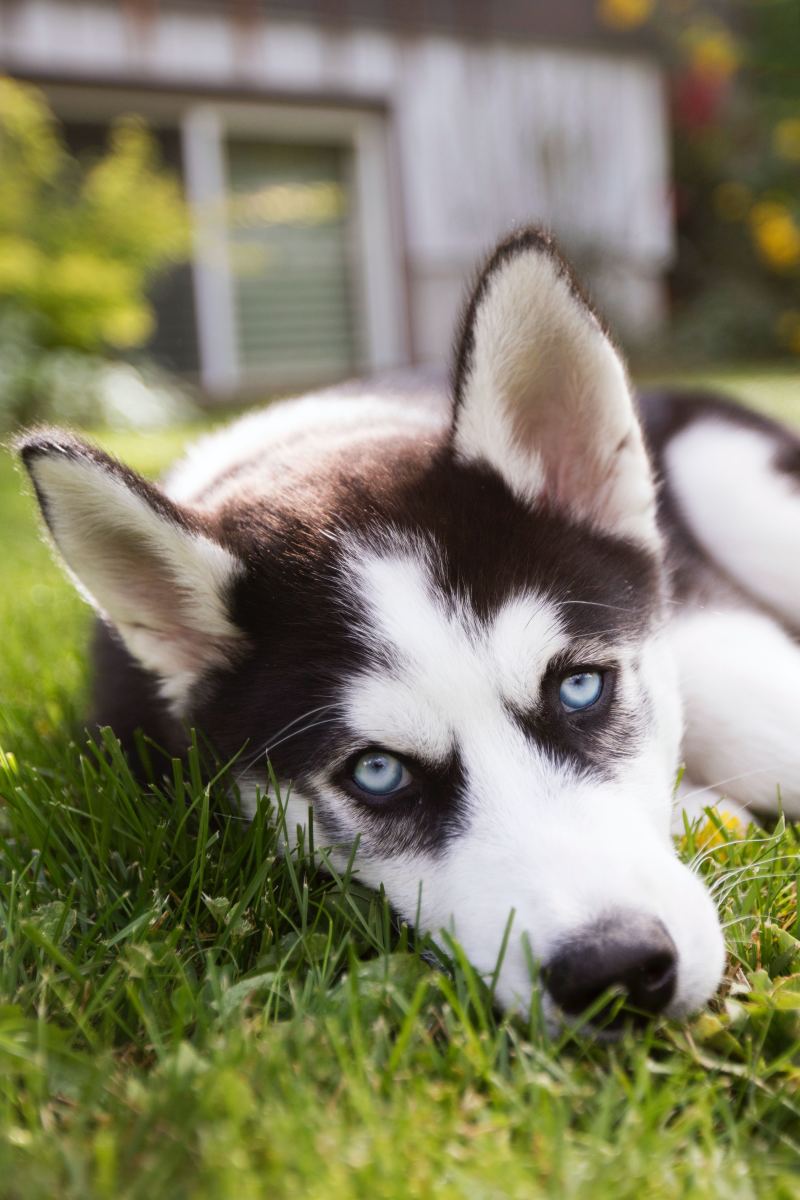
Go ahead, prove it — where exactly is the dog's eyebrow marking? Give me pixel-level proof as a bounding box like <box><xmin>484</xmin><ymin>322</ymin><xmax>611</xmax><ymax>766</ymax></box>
<box><xmin>488</xmin><ymin>594</ymin><xmax>567</xmax><ymax>707</ymax></box>
<box><xmin>343</xmin><ymin>540</ymin><xmax>567</xmax><ymax>758</ymax></box>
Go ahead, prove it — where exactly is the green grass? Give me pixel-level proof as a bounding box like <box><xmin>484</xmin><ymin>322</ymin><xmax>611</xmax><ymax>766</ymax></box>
<box><xmin>2</xmin><ymin>374</ymin><xmax>800</xmax><ymax>1198</ymax></box>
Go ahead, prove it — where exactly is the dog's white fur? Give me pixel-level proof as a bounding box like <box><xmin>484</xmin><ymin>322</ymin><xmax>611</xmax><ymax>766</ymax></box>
<box><xmin>673</xmin><ymin>608</ymin><xmax>800</xmax><ymax>817</ymax></box>
<box><xmin>165</xmin><ymin>392</ymin><xmax>444</xmax><ymax>511</ymax></box>
<box><xmin>667</xmin><ymin>419</ymin><xmax>800</xmax><ymax>631</ymax></box>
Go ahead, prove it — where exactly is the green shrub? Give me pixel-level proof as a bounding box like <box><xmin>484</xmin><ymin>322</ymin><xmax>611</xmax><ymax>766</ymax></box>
<box><xmin>0</xmin><ymin>77</ymin><xmax>192</xmax><ymax>429</ymax></box>
<box><xmin>0</xmin><ymin>309</ymin><xmax>194</xmax><ymax>431</ymax></box>
<box><xmin>0</xmin><ymin>76</ymin><xmax>189</xmax><ymax>354</ymax></box>
<box><xmin>601</xmin><ymin>1</ymin><xmax>800</xmax><ymax>364</ymax></box>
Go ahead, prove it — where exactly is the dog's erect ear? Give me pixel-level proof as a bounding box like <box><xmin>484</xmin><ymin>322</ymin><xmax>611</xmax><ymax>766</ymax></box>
<box><xmin>452</xmin><ymin>229</ymin><xmax>659</xmax><ymax>549</ymax></box>
<box><xmin>17</xmin><ymin>432</ymin><xmax>244</xmax><ymax>705</ymax></box>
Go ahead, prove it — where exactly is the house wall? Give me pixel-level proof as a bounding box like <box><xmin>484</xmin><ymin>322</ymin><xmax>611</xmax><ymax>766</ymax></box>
<box><xmin>1</xmin><ymin>1</ymin><xmax>673</xmax><ymax>383</ymax></box>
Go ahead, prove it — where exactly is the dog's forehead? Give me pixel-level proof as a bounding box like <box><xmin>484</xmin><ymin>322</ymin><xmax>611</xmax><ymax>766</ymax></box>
<box><xmin>351</xmin><ymin>539</ymin><xmax>566</xmax><ymax>694</ymax></box>
<box><xmin>342</xmin><ymin>539</ymin><xmax>568</xmax><ymax>759</ymax></box>
<box><xmin>222</xmin><ymin>437</ymin><xmax>661</xmax><ymax>642</ymax></box>
<box><xmin>329</xmin><ymin>452</ymin><xmax>662</xmax><ymax>648</ymax></box>
<box><xmin>352</xmin><ymin>454</ymin><xmax>660</xmax><ymax>634</ymax></box>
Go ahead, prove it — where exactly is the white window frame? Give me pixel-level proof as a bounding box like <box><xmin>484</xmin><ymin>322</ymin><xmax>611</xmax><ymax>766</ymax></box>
<box><xmin>182</xmin><ymin>99</ymin><xmax>407</xmax><ymax>395</ymax></box>
<box><xmin>34</xmin><ymin>83</ymin><xmax>408</xmax><ymax>395</ymax></box>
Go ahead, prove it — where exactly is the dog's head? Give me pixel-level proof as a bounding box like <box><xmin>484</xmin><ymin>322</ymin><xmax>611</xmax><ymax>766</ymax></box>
<box><xmin>19</xmin><ymin>230</ymin><xmax>725</xmax><ymax>1030</ymax></box>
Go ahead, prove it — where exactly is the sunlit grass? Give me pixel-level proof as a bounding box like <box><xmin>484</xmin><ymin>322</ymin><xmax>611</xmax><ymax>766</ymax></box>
<box><xmin>640</xmin><ymin>363</ymin><xmax>800</xmax><ymax>427</ymax></box>
<box><xmin>1</xmin><ymin>372</ymin><xmax>800</xmax><ymax>1198</ymax></box>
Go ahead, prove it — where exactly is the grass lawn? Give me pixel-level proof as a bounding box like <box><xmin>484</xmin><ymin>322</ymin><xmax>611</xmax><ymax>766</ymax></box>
<box><xmin>2</xmin><ymin>371</ymin><xmax>800</xmax><ymax>1198</ymax></box>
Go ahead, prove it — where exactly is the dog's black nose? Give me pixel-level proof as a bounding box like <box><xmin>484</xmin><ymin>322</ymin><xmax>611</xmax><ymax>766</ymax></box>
<box><xmin>543</xmin><ymin>915</ymin><xmax>677</xmax><ymax>1026</ymax></box>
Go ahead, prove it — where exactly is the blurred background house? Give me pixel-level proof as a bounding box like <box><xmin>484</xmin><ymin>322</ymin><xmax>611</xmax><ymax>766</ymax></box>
<box><xmin>1</xmin><ymin>0</ymin><xmax>798</xmax><ymax>421</ymax></box>
<box><xmin>0</xmin><ymin>0</ymin><xmax>672</xmax><ymax>398</ymax></box>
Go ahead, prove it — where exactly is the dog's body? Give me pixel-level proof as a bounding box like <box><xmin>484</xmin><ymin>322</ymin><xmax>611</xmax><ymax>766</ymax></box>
<box><xmin>642</xmin><ymin>390</ymin><xmax>800</xmax><ymax>821</ymax></box>
<box><xmin>19</xmin><ymin>230</ymin><xmax>800</xmax><ymax>1029</ymax></box>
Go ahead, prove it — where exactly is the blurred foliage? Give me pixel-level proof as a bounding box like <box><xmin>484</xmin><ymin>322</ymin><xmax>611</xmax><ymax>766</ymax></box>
<box><xmin>0</xmin><ymin>309</ymin><xmax>195</xmax><ymax>432</ymax></box>
<box><xmin>601</xmin><ymin>0</ymin><xmax>800</xmax><ymax>363</ymax></box>
<box><xmin>0</xmin><ymin>76</ymin><xmax>189</xmax><ymax>353</ymax></box>
<box><xmin>0</xmin><ymin>76</ymin><xmax>191</xmax><ymax>428</ymax></box>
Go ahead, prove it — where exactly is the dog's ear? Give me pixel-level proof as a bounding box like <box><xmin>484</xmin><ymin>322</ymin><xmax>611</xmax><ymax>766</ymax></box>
<box><xmin>452</xmin><ymin>229</ymin><xmax>659</xmax><ymax>549</ymax></box>
<box><xmin>17</xmin><ymin>432</ymin><xmax>244</xmax><ymax>704</ymax></box>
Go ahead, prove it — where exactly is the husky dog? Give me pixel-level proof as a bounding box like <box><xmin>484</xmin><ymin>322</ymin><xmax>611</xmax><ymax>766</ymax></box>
<box><xmin>18</xmin><ymin>230</ymin><xmax>800</xmax><ymax>1030</ymax></box>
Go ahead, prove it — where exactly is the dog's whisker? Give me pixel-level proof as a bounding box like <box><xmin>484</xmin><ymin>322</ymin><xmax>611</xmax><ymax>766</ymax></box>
<box><xmin>679</xmin><ymin>761</ymin><xmax>800</xmax><ymax>806</ymax></box>
<box><xmin>261</xmin><ymin>717</ymin><xmax>340</xmax><ymax>756</ymax></box>
<box><xmin>707</xmin><ymin>852</ymin><xmax>800</xmax><ymax>896</ymax></box>
<box><xmin>720</xmin><ymin>913</ymin><xmax>760</xmax><ymax>932</ymax></box>
<box><xmin>713</xmin><ymin>870</ymin><xmax>800</xmax><ymax>908</ymax></box>
<box><xmin>258</xmin><ymin>702</ymin><xmax>337</xmax><ymax>747</ymax></box>
<box><xmin>559</xmin><ymin>596</ymin><xmax>716</xmax><ymax>616</ymax></box>
<box><xmin>559</xmin><ymin>600</ymin><xmax>638</xmax><ymax>614</ymax></box>
<box><xmin>708</xmin><ymin>849</ymin><xmax>800</xmax><ymax>886</ymax></box>
<box><xmin>687</xmin><ymin>821</ymin><xmax>787</xmax><ymax>871</ymax></box>
<box><xmin>232</xmin><ymin>704</ymin><xmax>338</xmax><ymax>778</ymax></box>
<box><xmin>232</xmin><ymin>717</ymin><xmax>341</xmax><ymax>786</ymax></box>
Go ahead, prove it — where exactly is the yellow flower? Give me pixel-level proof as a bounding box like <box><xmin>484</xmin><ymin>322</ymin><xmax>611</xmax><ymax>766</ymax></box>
<box><xmin>683</xmin><ymin>809</ymin><xmax>745</xmax><ymax>856</ymax></box>
<box><xmin>773</xmin><ymin>118</ymin><xmax>800</xmax><ymax>163</ymax></box>
<box><xmin>750</xmin><ymin>201</ymin><xmax>800</xmax><ymax>270</ymax></box>
<box><xmin>713</xmin><ymin>181</ymin><xmax>751</xmax><ymax>222</ymax></box>
<box><xmin>685</xmin><ymin>26</ymin><xmax>740</xmax><ymax>79</ymax></box>
<box><xmin>597</xmin><ymin>0</ymin><xmax>654</xmax><ymax>31</ymax></box>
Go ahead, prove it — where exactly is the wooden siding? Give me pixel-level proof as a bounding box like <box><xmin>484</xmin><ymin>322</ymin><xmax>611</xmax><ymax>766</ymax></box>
<box><xmin>156</xmin><ymin>0</ymin><xmax>657</xmax><ymax>51</ymax></box>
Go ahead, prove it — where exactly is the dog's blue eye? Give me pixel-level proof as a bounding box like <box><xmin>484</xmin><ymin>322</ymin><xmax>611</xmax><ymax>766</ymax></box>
<box><xmin>559</xmin><ymin>671</ymin><xmax>603</xmax><ymax>712</ymax></box>
<box><xmin>351</xmin><ymin>751</ymin><xmax>412</xmax><ymax>796</ymax></box>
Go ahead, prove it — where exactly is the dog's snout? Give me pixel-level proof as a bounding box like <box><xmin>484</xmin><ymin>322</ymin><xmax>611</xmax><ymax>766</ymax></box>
<box><xmin>542</xmin><ymin>915</ymin><xmax>678</xmax><ymax>1026</ymax></box>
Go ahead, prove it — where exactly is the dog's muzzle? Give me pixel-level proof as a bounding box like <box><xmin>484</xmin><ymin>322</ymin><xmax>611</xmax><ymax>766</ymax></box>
<box><xmin>542</xmin><ymin>911</ymin><xmax>678</xmax><ymax>1029</ymax></box>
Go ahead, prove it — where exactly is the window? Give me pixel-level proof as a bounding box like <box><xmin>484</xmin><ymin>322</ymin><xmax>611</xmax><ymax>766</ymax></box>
<box><xmin>225</xmin><ymin>139</ymin><xmax>360</xmax><ymax>388</ymax></box>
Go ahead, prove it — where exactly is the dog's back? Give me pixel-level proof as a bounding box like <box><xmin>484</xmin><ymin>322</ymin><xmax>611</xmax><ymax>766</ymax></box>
<box><xmin>640</xmin><ymin>389</ymin><xmax>800</xmax><ymax>817</ymax></box>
